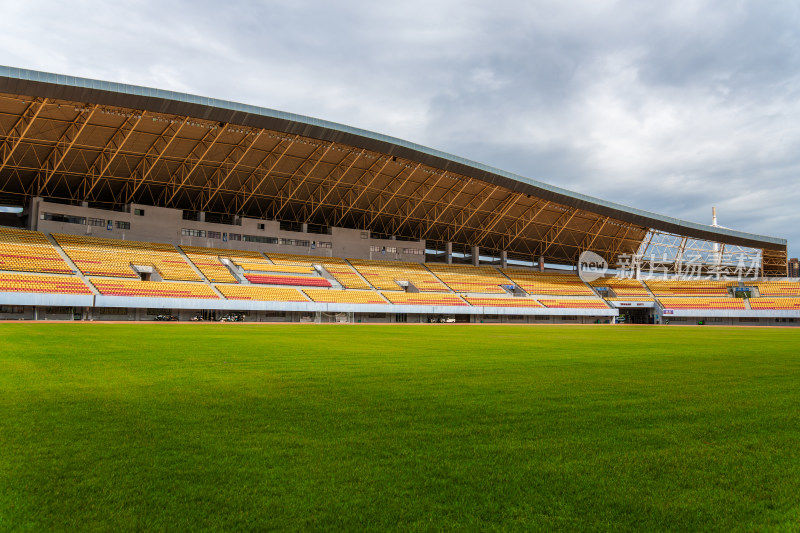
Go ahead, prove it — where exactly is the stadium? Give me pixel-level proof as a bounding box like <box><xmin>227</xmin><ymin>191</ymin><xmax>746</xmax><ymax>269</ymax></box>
<box><xmin>0</xmin><ymin>66</ymin><xmax>795</xmax><ymax>325</ymax></box>
<box><xmin>3</xmin><ymin>66</ymin><xmax>800</xmax><ymax>531</ymax></box>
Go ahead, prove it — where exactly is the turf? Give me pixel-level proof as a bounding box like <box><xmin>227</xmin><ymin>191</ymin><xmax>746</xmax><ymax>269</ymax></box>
<box><xmin>1</xmin><ymin>324</ymin><xmax>799</xmax><ymax>532</ymax></box>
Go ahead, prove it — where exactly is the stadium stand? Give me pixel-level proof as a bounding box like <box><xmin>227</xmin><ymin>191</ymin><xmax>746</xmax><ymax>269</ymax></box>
<box><xmin>754</xmin><ymin>281</ymin><xmax>800</xmax><ymax>297</ymax></box>
<box><xmin>348</xmin><ymin>259</ymin><xmax>448</xmax><ymax>291</ymax></box>
<box><xmin>215</xmin><ymin>285</ymin><xmax>308</xmax><ymax>302</ymax></box>
<box><xmin>0</xmin><ymin>273</ymin><xmax>91</xmax><ymax>294</ymax></box>
<box><xmin>749</xmin><ymin>298</ymin><xmax>800</xmax><ymax>310</ymax></box>
<box><xmin>234</xmin><ymin>262</ymin><xmax>315</xmax><ymax>274</ymax></box>
<box><xmin>90</xmin><ymin>279</ymin><xmax>219</xmax><ymax>299</ymax></box>
<box><xmin>645</xmin><ymin>279</ymin><xmax>731</xmax><ymax>297</ymax></box>
<box><xmin>381</xmin><ymin>292</ymin><xmax>467</xmax><ymax>306</ymax></box>
<box><xmin>502</xmin><ymin>269</ymin><xmax>595</xmax><ymax>296</ymax></box>
<box><xmin>464</xmin><ymin>296</ymin><xmax>542</xmax><ymax>308</ymax></box>
<box><xmin>538</xmin><ymin>299</ymin><xmax>610</xmax><ymax>309</ymax></box>
<box><xmin>425</xmin><ymin>264</ymin><xmax>510</xmax><ymax>294</ymax></box>
<box><xmin>0</xmin><ymin>227</ymin><xmax>73</xmax><ymax>274</ymax></box>
<box><xmin>56</xmin><ymin>234</ymin><xmax>200</xmax><ymax>281</ymax></box>
<box><xmin>658</xmin><ymin>297</ymin><xmax>746</xmax><ymax>310</ymax></box>
<box><xmin>267</xmin><ymin>253</ymin><xmax>372</xmax><ymax>289</ymax></box>
<box><xmin>750</xmin><ymin>298</ymin><xmax>800</xmax><ymax>311</ymax></box>
<box><xmin>303</xmin><ymin>289</ymin><xmax>387</xmax><ymax>304</ymax></box>
<box><xmin>181</xmin><ymin>246</ymin><xmax>270</xmax><ymax>283</ymax></box>
<box><xmin>244</xmin><ymin>274</ymin><xmax>332</xmax><ymax>287</ymax></box>
<box><xmin>590</xmin><ymin>277</ymin><xmax>653</xmax><ymax>300</ymax></box>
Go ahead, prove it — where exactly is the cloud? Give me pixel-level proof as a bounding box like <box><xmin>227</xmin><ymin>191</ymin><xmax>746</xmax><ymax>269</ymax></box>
<box><xmin>1</xmin><ymin>0</ymin><xmax>799</xmax><ymax>256</ymax></box>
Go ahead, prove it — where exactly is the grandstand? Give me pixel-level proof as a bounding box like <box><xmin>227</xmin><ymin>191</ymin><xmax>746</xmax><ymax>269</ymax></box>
<box><xmin>0</xmin><ymin>66</ymin><xmax>794</xmax><ymax>325</ymax></box>
<box><xmin>503</xmin><ymin>269</ymin><xmax>596</xmax><ymax>296</ymax></box>
<box><xmin>348</xmin><ymin>259</ymin><xmax>446</xmax><ymax>292</ymax></box>
<box><xmin>425</xmin><ymin>264</ymin><xmax>510</xmax><ymax>294</ymax></box>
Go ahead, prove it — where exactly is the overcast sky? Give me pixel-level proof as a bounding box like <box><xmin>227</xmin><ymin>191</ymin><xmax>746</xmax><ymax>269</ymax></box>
<box><xmin>2</xmin><ymin>0</ymin><xmax>799</xmax><ymax>256</ymax></box>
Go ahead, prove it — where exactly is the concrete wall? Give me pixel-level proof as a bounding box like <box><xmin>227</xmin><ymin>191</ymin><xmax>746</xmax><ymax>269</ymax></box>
<box><xmin>30</xmin><ymin>199</ymin><xmax>426</xmax><ymax>261</ymax></box>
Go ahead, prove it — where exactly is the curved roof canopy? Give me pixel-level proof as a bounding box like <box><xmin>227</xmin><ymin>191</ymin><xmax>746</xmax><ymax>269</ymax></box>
<box><xmin>0</xmin><ymin>66</ymin><xmax>787</xmax><ymax>272</ymax></box>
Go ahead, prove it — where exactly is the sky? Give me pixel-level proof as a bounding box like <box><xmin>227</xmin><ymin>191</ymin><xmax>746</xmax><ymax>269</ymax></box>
<box><xmin>1</xmin><ymin>0</ymin><xmax>799</xmax><ymax>256</ymax></box>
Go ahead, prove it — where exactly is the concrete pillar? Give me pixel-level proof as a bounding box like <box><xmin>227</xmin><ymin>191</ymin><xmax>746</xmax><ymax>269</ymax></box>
<box><xmin>302</xmin><ymin>223</ymin><xmax>308</xmax><ymax>232</ymax></box>
<box><xmin>472</xmin><ymin>246</ymin><xmax>480</xmax><ymax>267</ymax></box>
<box><xmin>500</xmin><ymin>251</ymin><xmax>508</xmax><ymax>269</ymax></box>
<box><xmin>538</xmin><ymin>256</ymin><xmax>545</xmax><ymax>272</ymax></box>
<box><xmin>29</xmin><ymin>197</ymin><xmax>42</xmax><ymax>231</ymax></box>
<box><xmin>445</xmin><ymin>242</ymin><xmax>453</xmax><ymax>264</ymax></box>
<box><xmin>198</xmin><ymin>212</ymin><xmax>205</xmax><ymax>223</ymax></box>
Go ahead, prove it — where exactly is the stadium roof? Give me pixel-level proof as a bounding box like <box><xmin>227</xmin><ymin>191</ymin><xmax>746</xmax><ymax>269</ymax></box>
<box><xmin>0</xmin><ymin>66</ymin><xmax>787</xmax><ymax>271</ymax></box>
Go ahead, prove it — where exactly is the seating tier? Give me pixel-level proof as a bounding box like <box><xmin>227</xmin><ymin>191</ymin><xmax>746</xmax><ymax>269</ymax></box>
<box><xmin>0</xmin><ymin>273</ymin><xmax>91</xmax><ymax>294</ymax></box>
<box><xmin>348</xmin><ymin>259</ymin><xmax>447</xmax><ymax>291</ymax></box>
<box><xmin>381</xmin><ymin>292</ymin><xmax>467</xmax><ymax>306</ymax></box>
<box><xmin>748</xmin><ymin>298</ymin><xmax>800</xmax><ymax>310</ymax></box>
<box><xmin>755</xmin><ymin>282</ymin><xmax>800</xmax><ymax>297</ymax></box>
<box><xmin>590</xmin><ymin>277</ymin><xmax>652</xmax><ymax>299</ymax></box>
<box><xmin>267</xmin><ymin>253</ymin><xmax>371</xmax><ymax>289</ymax></box>
<box><xmin>215</xmin><ymin>285</ymin><xmax>307</xmax><ymax>302</ymax></box>
<box><xmin>245</xmin><ymin>274</ymin><xmax>331</xmax><ymax>287</ymax></box>
<box><xmin>425</xmin><ymin>264</ymin><xmax>509</xmax><ymax>294</ymax></box>
<box><xmin>180</xmin><ymin>246</ymin><xmax>266</xmax><ymax>283</ymax></box>
<box><xmin>90</xmin><ymin>279</ymin><xmax>218</xmax><ymax>299</ymax></box>
<box><xmin>465</xmin><ymin>297</ymin><xmax>542</xmax><ymax>308</ymax></box>
<box><xmin>658</xmin><ymin>297</ymin><xmax>746</xmax><ymax>310</ymax></box>
<box><xmin>0</xmin><ymin>228</ymin><xmax>73</xmax><ymax>274</ymax></box>
<box><xmin>538</xmin><ymin>299</ymin><xmax>609</xmax><ymax>309</ymax></box>
<box><xmin>502</xmin><ymin>269</ymin><xmax>595</xmax><ymax>296</ymax></box>
<box><xmin>303</xmin><ymin>289</ymin><xmax>386</xmax><ymax>304</ymax></box>
<box><xmin>56</xmin><ymin>234</ymin><xmax>199</xmax><ymax>281</ymax></box>
<box><xmin>645</xmin><ymin>280</ymin><xmax>731</xmax><ymax>297</ymax></box>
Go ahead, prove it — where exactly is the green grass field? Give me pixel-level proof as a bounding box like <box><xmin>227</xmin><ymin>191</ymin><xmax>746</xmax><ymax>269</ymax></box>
<box><xmin>1</xmin><ymin>324</ymin><xmax>799</xmax><ymax>531</ymax></box>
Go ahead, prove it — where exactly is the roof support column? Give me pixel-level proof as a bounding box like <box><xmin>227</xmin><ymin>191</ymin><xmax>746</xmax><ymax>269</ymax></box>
<box><xmin>472</xmin><ymin>246</ymin><xmax>480</xmax><ymax>267</ymax></box>
<box><xmin>501</xmin><ymin>251</ymin><xmax>508</xmax><ymax>269</ymax></box>
<box><xmin>538</xmin><ymin>256</ymin><xmax>545</xmax><ymax>272</ymax></box>
<box><xmin>445</xmin><ymin>242</ymin><xmax>452</xmax><ymax>265</ymax></box>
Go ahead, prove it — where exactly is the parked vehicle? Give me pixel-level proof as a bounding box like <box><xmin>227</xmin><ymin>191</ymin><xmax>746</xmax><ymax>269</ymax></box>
<box><xmin>154</xmin><ymin>314</ymin><xmax>178</xmax><ymax>321</ymax></box>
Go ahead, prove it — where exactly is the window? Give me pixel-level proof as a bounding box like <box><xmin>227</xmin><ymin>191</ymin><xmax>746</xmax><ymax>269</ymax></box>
<box><xmin>182</xmin><ymin>229</ymin><xmax>205</xmax><ymax>237</ymax></box>
<box><xmin>315</xmin><ymin>241</ymin><xmax>332</xmax><ymax>249</ymax></box>
<box><xmin>134</xmin><ymin>209</ymin><xmax>145</xmax><ymax>216</ymax></box>
<box><xmin>87</xmin><ymin>217</ymin><xmax>105</xmax><ymax>227</ymax></box>
<box><xmin>228</xmin><ymin>233</ymin><xmax>242</xmax><ymax>241</ymax></box>
<box><xmin>116</xmin><ymin>221</ymin><xmax>131</xmax><ymax>230</ymax></box>
<box><xmin>42</xmin><ymin>213</ymin><xmax>86</xmax><ymax>225</ymax></box>
<box><xmin>280</xmin><ymin>238</ymin><xmax>310</xmax><ymax>247</ymax></box>
<box><xmin>257</xmin><ymin>223</ymin><xmax>265</xmax><ymax>230</ymax></box>
<box><xmin>370</xmin><ymin>245</ymin><xmax>396</xmax><ymax>254</ymax></box>
<box><xmin>403</xmin><ymin>248</ymin><xmax>423</xmax><ymax>255</ymax></box>
<box><xmin>207</xmin><ymin>231</ymin><xmax>222</xmax><ymax>239</ymax></box>
<box><xmin>360</xmin><ymin>232</ymin><xmax>369</xmax><ymax>239</ymax></box>
<box><xmin>45</xmin><ymin>307</ymin><xmax>71</xmax><ymax>314</ymax></box>
<box><xmin>0</xmin><ymin>305</ymin><xmax>24</xmax><ymax>314</ymax></box>
<box><xmin>243</xmin><ymin>235</ymin><xmax>278</xmax><ymax>244</ymax></box>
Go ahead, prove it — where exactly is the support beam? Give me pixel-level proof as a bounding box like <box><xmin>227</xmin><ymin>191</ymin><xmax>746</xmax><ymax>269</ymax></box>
<box><xmin>124</xmin><ymin>117</ymin><xmax>189</xmax><ymax>204</ymax></box>
<box><xmin>36</xmin><ymin>105</ymin><xmax>100</xmax><ymax>195</ymax></box>
<box><xmin>200</xmin><ymin>131</ymin><xmax>262</xmax><ymax>212</ymax></box>
<box><xmin>162</xmin><ymin>125</ymin><xmax>225</xmax><ymax>206</ymax></box>
<box><xmin>0</xmin><ymin>98</ymin><xmax>47</xmax><ymax>177</ymax></box>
